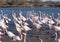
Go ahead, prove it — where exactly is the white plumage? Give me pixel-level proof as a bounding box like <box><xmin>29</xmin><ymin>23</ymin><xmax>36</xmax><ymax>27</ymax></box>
<box><xmin>6</xmin><ymin>29</ymin><xmax>22</xmax><ymax>41</ymax></box>
<box><xmin>58</xmin><ymin>39</ymin><xmax>60</xmax><ymax>42</ymax></box>
<box><xmin>48</xmin><ymin>19</ymin><xmax>55</xmax><ymax>24</ymax></box>
<box><xmin>0</xmin><ymin>32</ymin><xmax>4</xmax><ymax>35</ymax></box>
<box><xmin>19</xmin><ymin>13</ymin><xmax>26</xmax><ymax>21</ymax></box>
<box><xmin>34</xmin><ymin>16</ymin><xmax>39</xmax><ymax>21</ymax></box>
<box><xmin>37</xmin><ymin>20</ymin><xmax>43</xmax><ymax>24</ymax></box>
<box><xmin>41</xmin><ymin>19</ymin><xmax>46</xmax><ymax>23</ymax></box>
<box><xmin>41</xmin><ymin>18</ymin><xmax>48</xmax><ymax>23</ymax></box>
<box><xmin>54</xmin><ymin>26</ymin><xmax>60</xmax><ymax>31</ymax></box>
<box><xmin>14</xmin><ymin>22</ymin><xmax>22</xmax><ymax>34</ymax></box>
<box><xmin>3</xmin><ymin>15</ymin><xmax>11</xmax><ymax>23</ymax></box>
<box><xmin>17</xmin><ymin>20</ymin><xmax>22</xmax><ymax>24</ymax></box>
<box><xmin>33</xmin><ymin>23</ymin><xmax>41</xmax><ymax>29</ymax></box>
<box><xmin>23</xmin><ymin>25</ymin><xmax>31</xmax><ymax>31</ymax></box>
<box><xmin>24</xmin><ymin>22</ymin><xmax>29</xmax><ymax>26</ymax></box>
<box><xmin>30</xmin><ymin>18</ymin><xmax>33</xmax><ymax>23</ymax></box>
<box><xmin>0</xmin><ymin>19</ymin><xmax>8</xmax><ymax>29</ymax></box>
<box><xmin>6</xmin><ymin>30</ymin><xmax>15</xmax><ymax>38</ymax></box>
<box><xmin>12</xmin><ymin>13</ymin><xmax>18</xmax><ymax>22</ymax></box>
<box><xmin>22</xmin><ymin>16</ymin><xmax>27</xmax><ymax>21</ymax></box>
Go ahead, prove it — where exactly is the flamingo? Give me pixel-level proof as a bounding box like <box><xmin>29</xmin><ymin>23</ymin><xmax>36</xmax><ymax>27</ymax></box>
<box><xmin>41</xmin><ymin>16</ymin><xmax>49</xmax><ymax>24</ymax></box>
<box><xmin>29</xmin><ymin>14</ymin><xmax>42</xmax><ymax>29</ymax></box>
<box><xmin>18</xmin><ymin>11</ymin><xmax>31</xmax><ymax>31</ymax></box>
<box><xmin>0</xmin><ymin>18</ymin><xmax>7</xmax><ymax>42</ymax></box>
<box><xmin>53</xmin><ymin>25</ymin><xmax>60</xmax><ymax>42</ymax></box>
<box><xmin>29</xmin><ymin>14</ymin><xmax>41</xmax><ymax>30</ymax></box>
<box><xmin>19</xmin><ymin>12</ymin><xmax>32</xmax><ymax>42</ymax></box>
<box><xmin>19</xmin><ymin>12</ymin><xmax>27</xmax><ymax>22</ymax></box>
<box><xmin>21</xmin><ymin>23</ymin><xmax>31</xmax><ymax>42</ymax></box>
<box><xmin>48</xmin><ymin>19</ymin><xmax>55</xmax><ymax>24</ymax></box>
<box><xmin>14</xmin><ymin>21</ymin><xmax>27</xmax><ymax>42</ymax></box>
<box><xmin>29</xmin><ymin>14</ymin><xmax>44</xmax><ymax>42</ymax></box>
<box><xmin>29</xmin><ymin>14</ymin><xmax>35</xmax><ymax>23</ymax></box>
<box><xmin>12</xmin><ymin>12</ymin><xmax>25</xmax><ymax>42</ymax></box>
<box><xmin>5</xmin><ymin>29</ymin><xmax>22</xmax><ymax>41</ymax></box>
<box><xmin>22</xmin><ymin>25</ymin><xmax>31</xmax><ymax>31</ymax></box>
<box><xmin>0</xmin><ymin>19</ymin><xmax>8</xmax><ymax>29</ymax></box>
<box><xmin>23</xmin><ymin>22</ymin><xmax>29</xmax><ymax>26</ymax></box>
<box><xmin>2</xmin><ymin>14</ymin><xmax>11</xmax><ymax>23</ymax></box>
<box><xmin>12</xmin><ymin>12</ymin><xmax>23</xmax><ymax>39</ymax></box>
<box><xmin>13</xmin><ymin>13</ymin><xmax>31</xmax><ymax>42</ymax></box>
<box><xmin>0</xmin><ymin>13</ymin><xmax>8</xmax><ymax>42</ymax></box>
<box><xmin>0</xmin><ymin>31</ymin><xmax>4</xmax><ymax>42</ymax></box>
<box><xmin>47</xmin><ymin>15</ymin><xmax>55</xmax><ymax>28</ymax></box>
<box><xmin>46</xmin><ymin>15</ymin><xmax>59</xmax><ymax>42</ymax></box>
<box><xmin>12</xmin><ymin>13</ymin><xmax>18</xmax><ymax>22</ymax></box>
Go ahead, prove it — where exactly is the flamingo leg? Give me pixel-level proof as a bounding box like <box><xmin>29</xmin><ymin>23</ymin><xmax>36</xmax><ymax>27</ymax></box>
<box><xmin>39</xmin><ymin>38</ymin><xmax>43</xmax><ymax>42</ymax></box>
<box><xmin>41</xmin><ymin>39</ymin><xmax>43</xmax><ymax>42</ymax></box>
<box><xmin>0</xmin><ymin>36</ymin><xmax>2</xmax><ymax>42</ymax></box>
<box><xmin>55</xmin><ymin>32</ymin><xmax>58</xmax><ymax>41</ymax></box>
<box><xmin>23</xmin><ymin>33</ymin><xmax>27</xmax><ymax>42</ymax></box>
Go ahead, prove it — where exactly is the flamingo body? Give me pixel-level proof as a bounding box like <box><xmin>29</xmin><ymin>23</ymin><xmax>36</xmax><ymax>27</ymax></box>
<box><xmin>54</xmin><ymin>26</ymin><xmax>60</xmax><ymax>31</ymax></box>
<box><xmin>6</xmin><ymin>30</ymin><xmax>21</xmax><ymax>41</ymax></box>
<box><xmin>0</xmin><ymin>32</ymin><xmax>4</xmax><ymax>35</ymax></box>
<box><xmin>23</xmin><ymin>26</ymin><xmax>31</xmax><ymax>31</ymax></box>
<box><xmin>34</xmin><ymin>23</ymin><xmax>41</xmax><ymax>29</ymax></box>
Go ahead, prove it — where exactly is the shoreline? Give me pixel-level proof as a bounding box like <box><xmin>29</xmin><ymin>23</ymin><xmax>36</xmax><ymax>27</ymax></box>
<box><xmin>0</xmin><ymin>6</ymin><xmax>60</xmax><ymax>8</ymax></box>
<box><xmin>0</xmin><ymin>2</ymin><xmax>60</xmax><ymax>8</ymax></box>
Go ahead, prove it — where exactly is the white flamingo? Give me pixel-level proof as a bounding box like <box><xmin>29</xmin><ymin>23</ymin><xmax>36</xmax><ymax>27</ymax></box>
<box><xmin>29</xmin><ymin>14</ymin><xmax>43</xmax><ymax>42</ymax></box>
<box><xmin>0</xmin><ymin>31</ymin><xmax>4</xmax><ymax>42</ymax></box>
<box><xmin>41</xmin><ymin>16</ymin><xmax>49</xmax><ymax>24</ymax></box>
<box><xmin>2</xmin><ymin>14</ymin><xmax>11</xmax><ymax>23</ymax></box>
<box><xmin>0</xmin><ymin>18</ymin><xmax>8</xmax><ymax>42</ymax></box>
<box><xmin>53</xmin><ymin>25</ymin><xmax>60</xmax><ymax>42</ymax></box>
<box><xmin>5</xmin><ymin>29</ymin><xmax>22</xmax><ymax>41</ymax></box>
<box><xmin>30</xmin><ymin>14</ymin><xmax>42</xmax><ymax>29</ymax></box>
<box><xmin>12</xmin><ymin>13</ymin><xmax>18</xmax><ymax>22</ymax></box>
<box><xmin>21</xmin><ymin>24</ymin><xmax>31</xmax><ymax>42</ymax></box>
<box><xmin>12</xmin><ymin>12</ymin><xmax>28</xmax><ymax>42</ymax></box>
<box><xmin>18</xmin><ymin>11</ymin><xmax>31</xmax><ymax>31</ymax></box>
<box><xmin>19</xmin><ymin>12</ymin><xmax>27</xmax><ymax>22</ymax></box>
<box><xmin>19</xmin><ymin>12</ymin><xmax>31</xmax><ymax>42</ymax></box>
<box><xmin>12</xmin><ymin>12</ymin><xmax>23</xmax><ymax>39</ymax></box>
<box><xmin>14</xmin><ymin>21</ymin><xmax>23</xmax><ymax>36</ymax></box>
<box><xmin>46</xmin><ymin>15</ymin><xmax>59</xmax><ymax>42</ymax></box>
<box><xmin>0</xmin><ymin>19</ymin><xmax>8</xmax><ymax>29</ymax></box>
<box><xmin>47</xmin><ymin>15</ymin><xmax>55</xmax><ymax>29</ymax></box>
<box><xmin>23</xmin><ymin>22</ymin><xmax>29</xmax><ymax>26</ymax></box>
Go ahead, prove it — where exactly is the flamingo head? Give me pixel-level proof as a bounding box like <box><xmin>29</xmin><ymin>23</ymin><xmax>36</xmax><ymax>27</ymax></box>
<box><xmin>3</xmin><ymin>14</ymin><xmax>11</xmax><ymax>23</ymax></box>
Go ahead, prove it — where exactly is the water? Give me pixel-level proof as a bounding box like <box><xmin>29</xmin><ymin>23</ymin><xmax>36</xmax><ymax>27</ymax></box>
<box><xmin>0</xmin><ymin>6</ymin><xmax>60</xmax><ymax>18</ymax></box>
<box><xmin>0</xmin><ymin>6</ymin><xmax>60</xmax><ymax>42</ymax></box>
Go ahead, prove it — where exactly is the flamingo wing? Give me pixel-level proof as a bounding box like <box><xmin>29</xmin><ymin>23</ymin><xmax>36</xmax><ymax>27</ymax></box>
<box><xmin>6</xmin><ymin>31</ymin><xmax>15</xmax><ymax>38</ymax></box>
<box><xmin>23</xmin><ymin>26</ymin><xmax>31</xmax><ymax>31</ymax></box>
<box><xmin>54</xmin><ymin>26</ymin><xmax>60</xmax><ymax>31</ymax></box>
